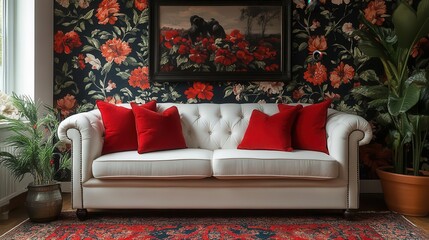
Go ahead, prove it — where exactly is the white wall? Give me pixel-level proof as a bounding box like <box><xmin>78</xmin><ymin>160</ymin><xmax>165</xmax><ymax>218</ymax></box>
<box><xmin>13</xmin><ymin>0</ymin><xmax>52</xmax><ymax>107</ymax></box>
<box><xmin>34</xmin><ymin>0</ymin><xmax>53</xmax><ymax>107</ymax></box>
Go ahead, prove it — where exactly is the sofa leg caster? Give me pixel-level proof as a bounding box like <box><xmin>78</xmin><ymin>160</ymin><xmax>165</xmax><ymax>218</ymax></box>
<box><xmin>343</xmin><ymin>209</ymin><xmax>356</xmax><ymax>220</ymax></box>
<box><xmin>76</xmin><ymin>209</ymin><xmax>88</xmax><ymax>221</ymax></box>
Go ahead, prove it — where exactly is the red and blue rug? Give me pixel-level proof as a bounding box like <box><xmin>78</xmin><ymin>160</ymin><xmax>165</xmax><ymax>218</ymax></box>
<box><xmin>1</xmin><ymin>211</ymin><xmax>428</xmax><ymax>239</ymax></box>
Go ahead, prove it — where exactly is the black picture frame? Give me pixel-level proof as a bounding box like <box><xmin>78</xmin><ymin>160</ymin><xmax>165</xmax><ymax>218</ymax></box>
<box><xmin>149</xmin><ymin>0</ymin><xmax>291</xmax><ymax>82</ymax></box>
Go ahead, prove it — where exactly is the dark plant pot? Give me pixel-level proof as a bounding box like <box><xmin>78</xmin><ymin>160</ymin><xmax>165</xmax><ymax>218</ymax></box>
<box><xmin>25</xmin><ymin>183</ymin><xmax>63</xmax><ymax>222</ymax></box>
<box><xmin>377</xmin><ymin>166</ymin><xmax>429</xmax><ymax>217</ymax></box>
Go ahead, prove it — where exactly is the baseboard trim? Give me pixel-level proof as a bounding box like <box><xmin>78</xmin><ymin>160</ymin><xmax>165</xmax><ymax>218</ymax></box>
<box><xmin>360</xmin><ymin>180</ymin><xmax>382</xmax><ymax>193</ymax></box>
<box><xmin>60</xmin><ymin>181</ymin><xmax>71</xmax><ymax>193</ymax></box>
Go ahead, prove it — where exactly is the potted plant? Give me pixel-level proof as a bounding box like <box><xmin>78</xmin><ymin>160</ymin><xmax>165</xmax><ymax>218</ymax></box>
<box><xmin>353</xmin><ymin>0</ymin><xmax>429</xmax><ymax>216</ymax></box>
<box><xmin>0</xmin><ymin>93</ymin><xmax>70</xmax><ymax>222</ymax></box>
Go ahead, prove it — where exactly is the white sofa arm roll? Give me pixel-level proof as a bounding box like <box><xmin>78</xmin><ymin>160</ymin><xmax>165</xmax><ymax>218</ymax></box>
<box><xmin>326</xmin><ymin>110</ymin><xmax>373</xmax><ymax>147</ymax></box>
<box><xmin>58</xmin><ymin>109</ymin><xmax>104</xmax><ymax>209</ymax></box>
<box><xmin>325</xmin><ymin>110</ymin><xmax>373</xmax><ymax>208</ymax></box>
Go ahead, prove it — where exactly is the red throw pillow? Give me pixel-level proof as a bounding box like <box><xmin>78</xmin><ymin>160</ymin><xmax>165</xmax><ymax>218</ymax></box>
<box><xmin>238</xmin><ymin>105</ymin><xmax>303</xmax><ymax>151</ymax></box>
<box><xmin>131</xmin><ymin>104</ymin><xmax>187</xmax><ymax>154</ymax></box>
<box><xmin>278</xmin><ymin>100</ymin><xmax>332</xmax><ymax>153</ymax></box>
<box><xmin>96</xmin><ymin>100</ymin><xmax>156</xmax><ymax>154</ymax></box>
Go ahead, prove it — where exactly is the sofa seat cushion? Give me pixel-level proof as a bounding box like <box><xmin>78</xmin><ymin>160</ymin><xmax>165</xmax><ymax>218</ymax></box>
<box><xmin>92</xmin><ymin>148</ymin><xmax>213</xmax><ymax>179</ymax></box>
<box><xmin>212</xmin><ymin>149</ymin><xmax>338</xmax><ymax>180</ymax></box>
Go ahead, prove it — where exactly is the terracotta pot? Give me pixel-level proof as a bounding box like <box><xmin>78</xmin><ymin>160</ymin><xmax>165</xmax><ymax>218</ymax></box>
<box><xmin>376</xmin><ymin>166</ymin><xmax>429</xmax><ymax>216</ymax></box>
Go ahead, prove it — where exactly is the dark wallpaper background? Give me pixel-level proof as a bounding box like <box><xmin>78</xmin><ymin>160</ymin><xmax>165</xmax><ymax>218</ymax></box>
<box><xmin>53</xmin><ymin>0</ymin><xmax>404</xmax><ymax>179</ymax></box>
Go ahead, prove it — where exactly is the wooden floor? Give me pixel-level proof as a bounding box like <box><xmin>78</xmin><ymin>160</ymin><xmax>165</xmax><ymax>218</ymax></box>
<box><xmin>1</xmin><ymin>193</ymin><xmax>428</xmax><ymax>236</ymax></box>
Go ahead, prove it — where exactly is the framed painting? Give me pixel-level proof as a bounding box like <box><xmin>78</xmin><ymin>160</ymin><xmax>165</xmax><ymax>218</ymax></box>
<box><xmin>149</xmin><ymin>0</ymin><xmax>291</xmax><ymax>82</ymax></box>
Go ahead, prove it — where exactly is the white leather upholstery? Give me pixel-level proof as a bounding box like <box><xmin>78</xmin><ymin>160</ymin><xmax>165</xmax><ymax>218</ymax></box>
<box><xmin>92</xmin><ymin>148</ymin><xmax>212</xmax><ymax>179</ymax></box>
<box><xmin>156</xmin><ymin>103</ymin><xmax>279</xmax><ymax>150</ymax></box>
<box><xmin>57</xmin><ymin>103</ymin><xmax>373</xmax><ymax>211</ymax></box>
<box><xmin>212</xmin><ymin>149</ymin><xmax>338</xmax><ymax>179</ymax></box>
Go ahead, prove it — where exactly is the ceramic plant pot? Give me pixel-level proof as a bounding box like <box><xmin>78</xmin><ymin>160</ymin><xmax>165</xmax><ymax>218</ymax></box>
<box><xmin>377</xmin><ymin>166</ymin><xmax>429</xmax><ymax>217</ymax></box>
<box><xmin>25</xmin><ymin>183</ymin><xmax>63</xmax><ymax>222</ymax></box>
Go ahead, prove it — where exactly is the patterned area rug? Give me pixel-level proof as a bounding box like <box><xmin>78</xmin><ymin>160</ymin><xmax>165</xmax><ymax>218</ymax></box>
<box><xmin>1</xmin><ymin>211</ymin><xmax>428</xmax><ymax>239</ymax></box>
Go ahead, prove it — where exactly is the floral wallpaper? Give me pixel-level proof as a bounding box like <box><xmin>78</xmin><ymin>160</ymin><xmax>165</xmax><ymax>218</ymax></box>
<box><xmin>54</xmin><ymin>0</ymin><xmax>426</xmax><ymax>179</ymax></box>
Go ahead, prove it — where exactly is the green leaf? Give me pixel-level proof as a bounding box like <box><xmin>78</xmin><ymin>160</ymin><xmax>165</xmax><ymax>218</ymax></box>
<box><xmin>101</xmin><ymin>62</ymin><xmax>113</xmax><ymax>75</ymax></box>
<box><xmin>392</xmin><ymin>2</ymin><xmax>417</xmax><ymax>48</ymax></box>
<box><xmin>82</xmin><ymin>45</ymin><xmax>96</xmax><ymax>52</ymax></box>
<box><xmin>406</xmin><ymin>70</ymin><xmax>427</xmax><ymax>87</ymax></box>
<box><xmin>114</xmin><ymin>26</ymin><xmax>122</xmax><ymax>36</ymax></box>
<box><xmin>298</xmin><ymin>42</ymin><xmax>308</xmax><ymax>52</ymax></box>
<box><xmin>352</xmin><ymin>85</ymin><xmax>388</xmax><ymax>100</ymax></box>
<box><xmin>368</xmin><ymin>98</ymin><xmax>388</xmax><ymax>108</ymax></box>
<box><xmin>82</xmin><ymin>10</ymin><xmax>94</xmax><ymax>20</ymax></box>
<box><xmin>416</xmin><ymin>0</ymin><xmax>429</xmax><ymax>41</ymax></box>
<box><xmin>376</xmin><ymin>112</ymin><xmax>392</xmax><ymax>126</ymax></box>
<box><xmin>393</xmin><ymin>0</ymin><xmax>429</xmax><ymax>49</ymax></box>
<box><xmin>117</xmin><ymin>72</ymin><xmax>131</xmax><ymax>80</ymax></box>
<box><xmin>359</xmin><ymin>69</ymin><xmax>379</xmax><ymax>82</ymax></box>
<box><xmin>388</xmin><ymin>84</ymin><xmax>422</xmax><ymax>116</ymax></box>
<box><xmin>176</xmin><ymin>56</ymin><xmax>188</xmax><ymax>66</ymax></box>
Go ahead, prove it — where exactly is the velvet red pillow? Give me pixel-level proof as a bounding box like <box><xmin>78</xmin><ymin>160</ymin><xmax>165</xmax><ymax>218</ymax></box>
<box><xmin>131</xmin><ymin>104</ymin><xmax>187</xmax><ymax>154</ymax></box>
<box><xmin>278</xmin><ymin>99</ymin><xmax>332</xmax><ymax>153</ymax></box>
<box><xmin>96</xmin><ymin>100</ymin><xmax>156</xmax><ymax>154</ymax></box>
<box><xmin>237</xmin><ymin>105</ymin><xmax>303</xmax><ymax>151</ymax></box>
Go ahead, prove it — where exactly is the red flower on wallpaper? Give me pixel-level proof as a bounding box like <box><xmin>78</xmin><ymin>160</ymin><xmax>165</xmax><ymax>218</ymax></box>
<box><xmin>56</xmin><ymin>94</ymin><xmax>77</xmax><ymax>117</ymax></box>
<box><xmin>96</xmin><ymin>0</ymin><xmax>120</xmax><ymax>25</ymax></box>
<box><xmin>128</xmin><ymin>66</ymin><xmax>150</xmax><ymax>90</ymax></box>
<box><xmin>308</xmin><ymin>35</ymin><xmax>327</xmax><ymax>53</ymax></box>
<box><xmin>134</xmin><ymin>0</ymin><xmax>148</xmax><ymax>11</ymax></box>
<box><xmin>329</xmin><ymin>62</ymin><xmax>355</xmax><ymax>88</ymax></box>
<box><xmin>104</xmin><ymin>96</ymin><xmax>122</xmax><ymax>104</ymax></box>
<box><xmin>77</xmin><ymin>54</ymin><xmax>85</xmax><ymax>70</ymax></box>
<box><xmin>54</xmin><ymin>31</ymin><xmax>82</xmax><ymax>54</ymax></box>
<box><xmin>411</xmin><ymin>37</ymin><xmax>429</xmax><ymax>58</ymax></box>
<box><xmin>293</xmin><ymin>87</ymin><xmax>305</xmax><ymax>100</ymax></box>
<box><xmin>185</xmin><ymin>82</ymin><xmax>214</xmax><ymax>101</ymax></box>
<box><xmin>100</xmin><ymin>38</ymin><xmax>132</xmax><ymax>64</ymax></box>
<box><xmin>360</xmin><ymin>143</ymin><xmax>391</xmax><ymax>178</ymax></box>
<box><xmin>304</xmin><ymin>62</ymin><xmax>327</xmax><ymax>86</ymax></box>
<box><xmin>189</xmin><ymin>49</ymin><xmax>208</xmax><ymax>64</ymax></box>
<box><xmin>215</xmin><ymin>48</ymin><xmax>237</xmax><ymax>66</ymax></box>
<box><xmin>364</xmin><ymin>0</ymin><xmax>386</xmax><ymax>26</ymax></box>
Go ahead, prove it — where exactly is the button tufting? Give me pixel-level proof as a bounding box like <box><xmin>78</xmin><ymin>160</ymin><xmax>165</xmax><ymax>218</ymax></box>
<box><xmin>208</xmin><ymin>131</ymin><xmax>212</xmax><ymax>135</ymax></box>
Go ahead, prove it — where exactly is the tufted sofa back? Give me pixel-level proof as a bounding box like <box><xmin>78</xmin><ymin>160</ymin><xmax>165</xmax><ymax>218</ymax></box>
<box><xmin>151</xmin><ymin>103</ymin><xmax>332</xmax><ymax>151</ymax></box>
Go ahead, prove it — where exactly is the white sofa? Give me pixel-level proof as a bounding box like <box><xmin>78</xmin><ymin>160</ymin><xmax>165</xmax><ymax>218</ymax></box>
<box><xmin>58</xmin><ymin>103</ymin><xmax>372</xmax><ymax>220</ymax></box>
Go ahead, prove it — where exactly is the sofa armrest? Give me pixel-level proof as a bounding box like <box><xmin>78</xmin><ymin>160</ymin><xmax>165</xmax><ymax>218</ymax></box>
<box><xmin>325</xmin><ymin>109</ymin><xmax>373</xmax><ymax>208</ymax></box>
<box><xmin>326</xmin><ymin>110</ymin><xmax>372</xmax><ymax>147</ymax></box>
<box><xmin>58</xmin><ymin>109</ymin><xmax>104</xmax><ymax>209</ymax></box>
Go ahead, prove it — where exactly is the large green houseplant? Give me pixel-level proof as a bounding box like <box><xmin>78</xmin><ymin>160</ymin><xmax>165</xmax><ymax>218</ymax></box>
<box><xmin>0</xmin><ymin>93</ymin><xmax>70</xmax><ymax>222</ymax></box>
<box><xmin>353</xmin><ymin>0</ymin><xmax>429</xmax><ymax>216</ymax></box>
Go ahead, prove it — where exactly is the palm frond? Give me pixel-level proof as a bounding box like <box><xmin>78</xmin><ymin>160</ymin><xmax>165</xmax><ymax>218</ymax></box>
<box><xmin>0</xmin><ymin>93</ymin><xmax>71</xmax><ymax>184</ymax></box>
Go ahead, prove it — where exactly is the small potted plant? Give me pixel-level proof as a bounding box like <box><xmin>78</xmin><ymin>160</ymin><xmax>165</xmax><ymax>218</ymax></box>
<box><xmin>353</xmin><ymin>0</ymin><xmax>429</xmax><ymax>216</ymax></box>
<box><xmin>0</xmin><ymin>92</ymin><xmax>70</xmax><ymax>222</ymax></box>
